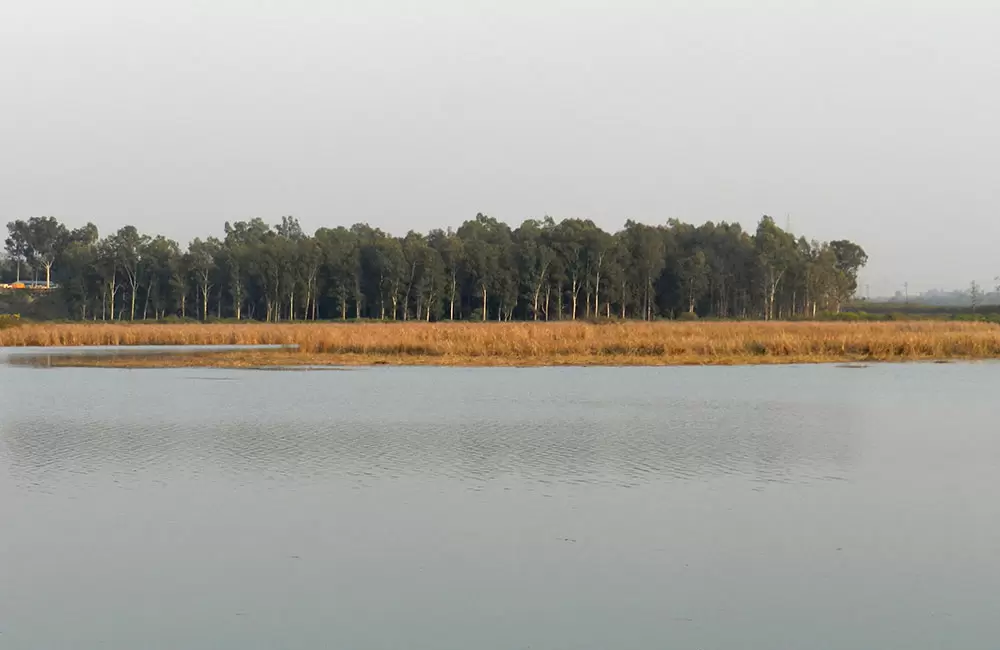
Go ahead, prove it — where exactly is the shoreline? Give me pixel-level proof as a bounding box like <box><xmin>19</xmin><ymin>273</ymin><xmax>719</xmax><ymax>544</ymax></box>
<box><xmin>4</xmin><ymin>349</ymin><xmax>976</xmax><ymax>370</ymax></box>
<box><xmin>2</xmin><ymin>321</ymin><xmax>999</xmax><ymax>369</ymax></box>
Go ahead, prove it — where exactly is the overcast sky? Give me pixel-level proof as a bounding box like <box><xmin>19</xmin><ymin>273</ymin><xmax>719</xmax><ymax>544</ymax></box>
<box><xmin>2</xmin><ymin>0</ymin><xmax>997</xmax><ymax>296</ymax></box>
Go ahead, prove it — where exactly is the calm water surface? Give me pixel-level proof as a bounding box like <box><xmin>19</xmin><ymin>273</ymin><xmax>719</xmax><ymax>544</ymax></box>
<box><xmin>1</xmin><ymin>356</ymin><xmax>999</xmax><ymax>649</ymax></box>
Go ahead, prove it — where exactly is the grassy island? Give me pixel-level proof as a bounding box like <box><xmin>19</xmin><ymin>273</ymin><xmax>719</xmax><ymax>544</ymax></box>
<box><xmin>3</xmin><ymin>321</ymin><xmax>1000</xmax><ymax>368</ymax></box>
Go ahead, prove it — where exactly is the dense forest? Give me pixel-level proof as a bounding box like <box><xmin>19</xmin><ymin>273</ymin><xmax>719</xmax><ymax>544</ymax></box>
<box><xmin>2</xmin><ymin>215</ymin><xmax>866</xmax><ymax>322</ymax></box>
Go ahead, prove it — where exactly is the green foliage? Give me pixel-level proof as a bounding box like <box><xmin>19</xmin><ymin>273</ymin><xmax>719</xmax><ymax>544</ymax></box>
<box><xmin>4</xmin><ymin>214</ymin><xmax>867</xmax><ymax>322</ymax></box>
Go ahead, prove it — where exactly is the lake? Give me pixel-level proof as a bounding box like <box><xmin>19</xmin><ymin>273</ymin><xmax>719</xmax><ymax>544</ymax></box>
<box><xmin>2</xmin><ymin>357</ymin><xmax>999</xmax><ymax>649</ymax></box>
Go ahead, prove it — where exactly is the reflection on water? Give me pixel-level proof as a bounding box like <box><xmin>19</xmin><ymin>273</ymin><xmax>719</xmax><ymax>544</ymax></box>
<box><xmin>2</xmin><ymin>343</ymin><xmax>294</xmax><ymax>368</ymax></box>
<box><xmin>2</xmin><ymin>363</ymin><xmax>1000</xmax><ymax>650</ymax></box>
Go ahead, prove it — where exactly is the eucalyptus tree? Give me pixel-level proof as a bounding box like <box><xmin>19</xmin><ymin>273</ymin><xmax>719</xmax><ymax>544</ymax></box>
<box><xmin>457</xmin><ymin>213</ymin><xmax>510</xmax><ymax>321</ymax></box>
<box><xmin>428</xmin><ymin>228</ymin><xmax>463</xmax><ymax>320</ymax></box>
<box><xmin>107</xmin><ymin>226</ymin><xmax>152</xmax><ymax>321</ymax></box>
<box><xmin>60</xmin><ymin>239</ymin><xmax>101</xmax><ymax>319</ymax></box>
<box><xmin>297</xmin><ymin>235</ymin><xmax>323</xmax><ymax>320</ymax></box>
<box><xmin>678</xmin><ymin>249</ymin><xmax>710</xmax><ymax>315</ymax></box>
<box><xmin>16</xmin><ymin>217</ymin><xmax>70</xmax><ymax>288</ymax></box>
<box><xmin>141</xmin><ymin>236</ymin><xmax>182</xmax><ymax>319</ymax></box>
<box><xmin>187</xmin><ymin>237</ymin><xmax>219</xmax><ymax>321</ymax></box>
<box><xmin>1</xmin><ymin>212</ymin><xmax>866</xmax><ymax>323</ymax></box>
<box><xmin>619</xmin><ymin>220</ymin><xmax>666</xmax><ymax>320</ymax></box>
<box><xmin>550</xmin><ymin>219</ymin><xmax>590</xmax><ymax>320</ymax></box>
<box><xmin>416</xmin><ymin>239</ymin><xmax>446</xmax><ymax>321</ymax></box>
<box><xmin>755</xmin><ymin>216</ymin><xmax>797</xmax><ymax>320</ymax></box>
<box><xmin>400</xmin><ymin>231</ymin><xmax>446</xmax><ymax>321</ymax></box>
<box><xmin>316</xmin><ymin>226</ymin><xmax>360</xmax><ymax>320</ymax></box>
<box><xmin>375</xmin><ymin>235</ymin><xmax>406</xmax><ymax>320</ymax></box>
<box><xmin>95</xmin><ymin>236</ymin><xmax>122</xmax><ymax>320</ymax></box>
<box><xmin>829</xmin><ymin>240</ymin><xmax>868</xmax><ymax>310</ymax></box>
<box><xmin>583</xmin><ymin>223</ymin><xmax>614</xmax><ymax>318</ymax></box>
<box><xmin>4</xmin><ymin>220</ymin><xmax>30</xmax><ymax>282</ymax></box>
<box><xmin>223</xmin><ymin>218</ymin><xmax>271</xmax><ymax>320</ymax></box>
<box><xmin>513</xmin><ymin>218</ymin><xmax>555</xmax><ymax>320</ymax></box>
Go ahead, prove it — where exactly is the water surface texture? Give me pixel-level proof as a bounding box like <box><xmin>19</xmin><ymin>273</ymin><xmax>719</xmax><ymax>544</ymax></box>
<box><xmin>2</xmin><ymin>361</ymin><xmax>999</xmax><ymax>649</ymax></box>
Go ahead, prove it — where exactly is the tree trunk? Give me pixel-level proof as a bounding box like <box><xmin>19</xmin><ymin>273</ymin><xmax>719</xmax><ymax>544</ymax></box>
<box><xmin>643</xmin><ymin>279</ymin><xmax>649</xmax><ymax>321</ymax></box>
<box><xmin>570</xmin><ymin>278</ymin><xmax>578</xmax><ymax>320</ymax></box>
<box><xmin>449</xmin><ymin>273</ymin><xmax>456</xmax><ymax>320</ymax></box>
<box><xmin>108</xmin><ymin>273</ymin><xmax>116</xmax><ymax>322</ymax></box>
<box><xmin>481</xmin><ymin>285</ymin><xmax>487</xmax><ymax>321</ymax></box>
<box><xmin>403</xmin><ymin>262</ymin><xmax>416</xmax><ymax>321</ymax></box>
<box><xmin>594</xmin><ymin>271</ymin><xmax>601</xmax><ymax>317</ymax></box>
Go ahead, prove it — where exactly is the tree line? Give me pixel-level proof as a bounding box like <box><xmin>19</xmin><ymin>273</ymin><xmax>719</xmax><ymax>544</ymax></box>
<box><xmin>2</xmin><ymin>214</ymin><xmax>867</xmax><ymax>322</ymax></box>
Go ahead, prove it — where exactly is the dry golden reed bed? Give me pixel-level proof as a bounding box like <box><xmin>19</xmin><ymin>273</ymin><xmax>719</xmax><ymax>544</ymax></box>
<box><xmin>3</xmin><ymin>321</ymin><xmax>1000</xmax><ymax>367</ymax></box>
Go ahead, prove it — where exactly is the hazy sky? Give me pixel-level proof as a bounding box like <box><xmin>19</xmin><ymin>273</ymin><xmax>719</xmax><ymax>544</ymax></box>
<box><xmin>2</xmin><ymin>0</ymin><xmax>998</xmax><ymax>296</ymax></box>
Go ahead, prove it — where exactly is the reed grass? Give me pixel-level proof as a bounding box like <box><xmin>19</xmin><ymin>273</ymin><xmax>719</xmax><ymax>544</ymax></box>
<box><xmin>3</xmin><ymin>321</ymin><xmax>1000</xmax><ymax>367</ymax></box>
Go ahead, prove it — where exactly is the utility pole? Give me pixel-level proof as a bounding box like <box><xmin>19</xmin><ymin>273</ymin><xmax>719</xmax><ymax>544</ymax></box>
<box><xmin>904</xmin><ymin>282</ymin><xmax>909</xmax><ymax>305</ymax></box>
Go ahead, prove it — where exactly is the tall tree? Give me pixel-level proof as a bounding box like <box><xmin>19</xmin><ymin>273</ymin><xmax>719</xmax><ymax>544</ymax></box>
<box><xmin>755</xmin><ymin>216</ymin><xmax>797</xmax><ymax>320</ymax></box>
<box><xmin>141</xmin><ymin>236</ymin><xmax>182</xmax><ymax>319</ymax></box>
<box><xmin>513</xmin><ymin>218</ymin><xmax>555</xmax><ymax>320</ymax></box>
<box><xmin>428</xmin><ymin>228</ymin><xmax>464</xmax><ymax>320</ymax></box>
<box><xmin>678</xmin><ymin>249</ymin><xmax>710</xmax><ymax>315</ymax></box>
<box><xmin>457</xmin><ymin>214</ymin><xmax>509</xmax><ymax>321</ymax></box>
<box><xmin>2</xmin><ymin>213</ymin><xmax>866</xmax><ymax>324</ymax></box>
<box><xmin>187</xmin><ymin>237</ymin><xmax>219</xmax><ymax>321</ymax></box>
<box><xmin>21</xmin><ymin>217</ymin><xmax>70</xmax><ymax>288</ymax></box>
<box><xmin>620</xmin><ymin>221</ymin><xmax>666</xmax><ymax>320</ymax></box>
<box><xmin>4</xmin><ymin>220</ymin><xmax>30</xmax><ymax>282</ymax></box>
<box><xmin>828</xmin><ymin>240</ymin><xmax>869</xmax><ymax>310</ymax></box>
<box><xmin>109</xmin><ymin>226</ymin><xmax>151</xmax><ymax>321</ymax></box>
<box><xmin>316</xmin><ymin>226</ymin><xmax>360</xmax><ymax>320</ymax></box>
